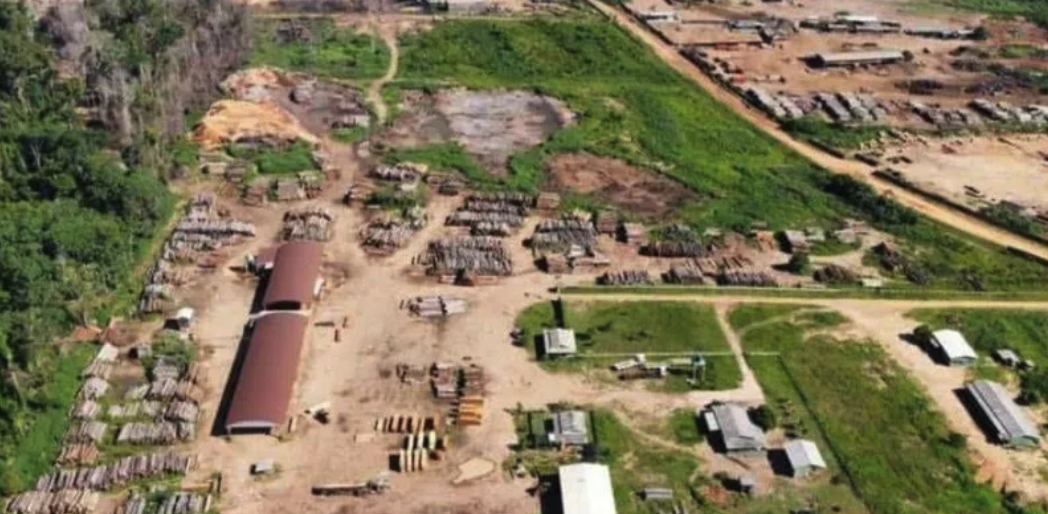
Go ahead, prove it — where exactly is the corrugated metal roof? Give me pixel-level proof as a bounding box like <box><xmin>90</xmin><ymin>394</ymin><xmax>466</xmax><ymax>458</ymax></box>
<box><xmin>225</xmin><ymin>312</ymin><xmax>309</xmax><ymax>431</ymax></box>
<box><xmin>559</xmin><ymin>463</ymin><xmax>617</xmax><ymax>514</ymax></box>
<box><xmin>784</xmin><ymin>439</ymin><xmax>826</xmax><ymax>470</ymax></box>
<box><xmin>711</xmin><ymin>403</ymin><xmax>765</xmax><ymax>451</ymax></box>
<box><xmin>967</xmin><ymin>380</ymin><xmax>1040</xmax><ymax>444</ymax></box>
<box><xmin>550</xmin><ymin>411</ymin><xmax>589</xmax><ymax>445</ymax></box>
<box><xmin>543</xmin><ymin>329</ymin><xmax>577</xmax><ymax>354</ymax></box>
<box><xmin>933</xmin><ymin>329</ymin><xmax>977</xmax><ymax>361</ymax></box>
<box><xmin>263</xmin><ymin>241</ymin><xmax>323</xmax><ymax>310</ymax></box>
<box><xmin>816</xmin><ymin>50</ymin><xmax>905</xmax><ymax>64</ymax></box>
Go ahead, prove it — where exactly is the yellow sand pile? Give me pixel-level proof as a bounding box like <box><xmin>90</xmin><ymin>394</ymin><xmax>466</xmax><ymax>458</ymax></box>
<box><xmin>192</xmin><ymin>100</ymin><xmax>319</xmax><ymax>151</ymax></box>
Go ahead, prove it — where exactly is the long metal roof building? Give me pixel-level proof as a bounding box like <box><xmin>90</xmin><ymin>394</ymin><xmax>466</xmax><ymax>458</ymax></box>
<box><xmin>705</xmin><ymin>403</ymin><xmax>766</xmax><ymax>452</ymax></box>
<box><xmin>225</xmin><ymin>311</ymin><xmax>309</xmax><ymax>433</ymax></box>
<box><xmin>966</xmin><ymin>380</ymin><xmax>1041</xmax><ymax>448</ymax></box>
<box><xmin>811</xmin><ymin>50</ymin><xmax>905</xmax><ymax>67</ymax></box>
<box><xmin>263</xmin><ymin>241</ymin><xmax>323</xmax><ymax>311</ymax></box>
<box><xmin>559</xmin><ymin>463</ymin><xmax>617</xmax><ymax>514</ymax></box>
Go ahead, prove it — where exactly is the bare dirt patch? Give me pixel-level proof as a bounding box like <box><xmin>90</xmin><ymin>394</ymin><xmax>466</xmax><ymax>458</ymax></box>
<box><xmin>385</xmin><ymin>89</ymin><xmax>574</xmax><ymax>175</ymax></box>
<box><xmin>192</xmin><ymin>100</ymin><xmax>320</xmax><ymax>150</ymax></box>
<box><xmin>545</xmin><ymin>153</ymin><xmax>695</xmax><ymax>218</ymax></box>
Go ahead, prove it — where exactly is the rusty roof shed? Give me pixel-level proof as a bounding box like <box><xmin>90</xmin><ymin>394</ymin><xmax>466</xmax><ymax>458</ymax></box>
<box><xmin>263</xmin><ymin>241</ymin><xmax>323</xmax><ymax>311</ymax></box>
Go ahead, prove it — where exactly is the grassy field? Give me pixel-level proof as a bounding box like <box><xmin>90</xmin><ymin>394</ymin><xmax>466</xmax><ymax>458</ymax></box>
<box><xmin>929</xmin><ymin>0</ymin><xmax>1048</xmax><ymax>28</ymax></box>
<box><xmin>227</xmin><ymin>142</ymin><xmax>316</xmax><ymax>175</ymax></box>
<box><xmin>731</xmin><ymin>304</ymin><xmax>1019</xmax><ymax>514</ymax></box>
<box><xmin>908</xmin><ymin>309</ymin><xmax>1048</xmax><ymax>364</ymax></box>
<box><xmin>250</xmin><ymin>18</ymin><xmax>390</xmax><ymax>80</ymax></box>
<box><xmin>515</xmin><ymin>300</ymin><xmax>742</xmax><ymax>391</ymax></box>
<box><xmin>782</xmin><ymin>117</ymin><xmax>890</xmax><ymax>151</ymax></box>
<box><xmin>395</xmin><ymin>18</ymin><xmax>1048</xmax><ymax>292</ymax></box>
<box><xmin>3</xmin><ymin>345</ymin><xmax>94</xmax><ymax>492</ymax></box>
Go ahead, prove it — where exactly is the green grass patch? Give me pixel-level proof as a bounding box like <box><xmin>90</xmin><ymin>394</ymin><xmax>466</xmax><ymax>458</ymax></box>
<box><xmin>809</xmin><ymin>237</ymin><xmax>863</xmax><ymax>256</ymax></box>
<box><xmin>794</xmin><ymin>310</ymin><xmax>849</xmax><ymax>329</ymax></box>
<box><xmin>664</xmin><ymin>408</ymin><xmax>703</xmax><ymax>445</ymax></box>
<box><xmin>728</xmin><ymin>304</ymin><xmax>813</xmax><ymax>331</ymax></box>
<box><xmin>562</xmin><ymin>285</ymin><xmax>1048</xmax><ymax>301</ymax></box>
<box><xmin>332</xmin><ymin>126</ymin><xmax>369</xmax><ymax>144</ymax></box>
<box><xmin>782</xmin><ymin>117</ymin><xmax>891</xmax><ymax>151</ymax></box>
<box><xmin>1</xmin><ymin>344</ymin><xmax>94</xmax><ymax>494</ymax></box>
<box><xmin>227</xmin><ymin>141</ymin><xmax>316</xmax><ymax>175</ymax></box>
<box><xmin>384</xmin><ymin>143</ymin><xmax>493</xmax><ymax>186</ymax></box>
<box><xmin>907</xmin><ymin>309</ymin><xmax>1048</xmax><ymax>365</ymax></box>
<box><xmin>927</xmin><ymin>0</ymin><xmax>1048</xmax><ymax>29</ymax></box>
<box><xmin>738</xmin><ymin>305</ymin><xmax>1018</xmax><ymax>514</ymax></box>
<box><xmin>396</xmin><ymin>18</ymin><xmax>1048</xmax><ymax>292</ymax></box>
<box><xmin>515</xmin><ymin>300</ymin><xmax>743</xmax><ymax>391</ymax></box>
<box><xmin>249</xmin><ymin>18</ymin><xmax>390</xmax><ymax>80</ymax></box>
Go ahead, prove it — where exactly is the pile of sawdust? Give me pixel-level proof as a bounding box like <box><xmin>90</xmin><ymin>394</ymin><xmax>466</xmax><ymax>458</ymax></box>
<box><xmin>191</xmin><ymin>100</ymin><xmax>319</xmax><ymax>150</ymax></box>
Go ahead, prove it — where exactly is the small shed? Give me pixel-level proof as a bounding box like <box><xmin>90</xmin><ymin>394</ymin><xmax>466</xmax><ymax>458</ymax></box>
<box><xmin>702</xmin><ymin>403</ymin><xmax>766</xmax><ymax>453</ymax></box>
<box><xmin>543</xmin><ymin>328</ymin><xmax>577</xmax><ymax>358</ymax></box>
<box><xmin>784</xmin><ymin>439</ymin><xmax>827</xmax><ymax>478</ymax></box>
<box><xmin>930</xmin><ymin>329</ymin><xmax>977</xmax><ymax>367</ymax></box>
<box><xmin>618</xmin><ymin>222</ymin><xmax>647</xmax><ymax>244</ymax></box>
<box><xmin>781</xmin><ymin>230</ymin><xmax>809</xmax><ymax>253</ymax></box>
<box><xmin>548</xmin><ymin>410</ymin><xmax>590</xmax><ymax>446</ymax></box>
<box><xmin>994</xmin><ymin>349</ymin><xmax>1021</xmax><ymax>368</ymax></box>
<box><xmin>174</xmin><ymin>307</ymin><xmax>194</xmax><ymax>331</ymax></box>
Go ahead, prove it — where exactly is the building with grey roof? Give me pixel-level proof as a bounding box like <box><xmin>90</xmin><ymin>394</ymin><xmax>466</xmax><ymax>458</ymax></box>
<box><xmin>784</xmin><ymin>439</ymin><xmax>827</xmax><ymax>477</ymax></box>
<box><xmin>965</xmin><ymin>380</ymin><xmax>1041</xmax><ymax>449</ymax></box>
<box><xmin>549</xmin><ymin>410</ymin><xmax>590</xmax><ymax>446</ymax></box>
<box><xmin>542</xmin><ymin>328</ymin><xmax>577</xmax><ymax>358</ymax></box>
<box><xmin>810</xmin><ymin>50</ymin><xmax>905</xmax><ymax>68</ymax></box>
<box><xmin>930</xmin><ymin>329</ymin><xmax>977</xmax><ymax>367</ymax></box>
<box><xmin>701</xmin><ymin>403</ymin><xmax>766</xmax><ymax>453</ymax></box>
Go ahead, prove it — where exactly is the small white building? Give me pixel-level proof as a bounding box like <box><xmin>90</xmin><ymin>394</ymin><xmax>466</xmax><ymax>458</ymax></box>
<box><xmin>784</xmin><ymin>439</ymin><xmax>827</xmax><ymax>478</ymax></box>
<box><xmin>930</xmin><ymin>329</ymin><xmax>977</xmax><ymax>366</ymax></box>
<box><xmin>559</xmin><ymin>463</ymin><xmax>617</xmax><ymax>514</ymax></box>
<box><xmin>543</xmin><ymin>328</ymin><xmax>577</xmax><ymax>358</ymax></box>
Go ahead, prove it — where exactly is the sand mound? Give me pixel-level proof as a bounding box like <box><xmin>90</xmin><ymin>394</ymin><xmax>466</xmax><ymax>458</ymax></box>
<box><xmin>192</xmin><ymin>100</ymin><xmax>319</xmax><ymax>151</ymax></box>
<box><xmin>546</xmin><ymin>153</ymin><xmax>694</xmax><ymax>218</ymax></box>
<box><xmin>220</xmin><ymin>67</ymin><xmax>295</xmax><ymax>98</ymax></box>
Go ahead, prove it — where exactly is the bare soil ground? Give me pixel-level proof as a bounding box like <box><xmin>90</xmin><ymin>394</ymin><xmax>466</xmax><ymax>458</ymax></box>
<box><xmin>545</xmin><ymin>153</ymin><xmax>696</xmax><ymax>218</ymax></box>
<box><xmin>883</xmin><ymin>134</ymin><xmax>1048</xmax><ymax>211</ymax></box>
<box><xmin>193</xmin><ymin>100</ymin><xmax>321</xmax><ymax>150</ymax></box>
<box><xmin>385</xmin><ymin>89</ymin><xmax>574</xmax><ymax>174</ymax></box>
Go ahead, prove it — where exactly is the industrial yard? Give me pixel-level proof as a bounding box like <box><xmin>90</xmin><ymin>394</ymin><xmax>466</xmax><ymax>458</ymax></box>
<box><xmin>7</xmin><ymin>0</ymin><xmax>1048</xmax><ymax>513</ymax></box>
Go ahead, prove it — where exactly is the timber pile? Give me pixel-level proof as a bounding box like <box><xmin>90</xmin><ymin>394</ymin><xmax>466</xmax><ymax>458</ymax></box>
<box><xmin>78</xmin><ymin>378</ymin><xmax>109</xmax><ymax>401</ymax></box>
<box><xmin>531</xmin><ymin>218</ymin><xmax>597</xmax><ymax>250</ymax></box>
<box><xmin>36</xmin><ymin>453</ymin><xmax>195</xmax><ymax>492</ymax></box>
<box><xmin>874</xmin><ymin>243</ymin><xmax>930</xmax><ymax>285</ymax></box>
<box><xmin>80</xmin><ymin>361</ymin><xmax>112</xmax><ymax>380</ymax></box>
<box><xmin>407</xmin><ymin>296</ymin><xmax>468</xmax><ymax>318</ymax></box>
<box><xmin>149</xmin><ymin>379</ymin><xmax>179</xmax><ymax>400</ymax></box>
<box><xmin>361</xmin><ymin>220</ymin><xmax>416</xmax><ymax>255</ymax></box>
<box><xmin>57</xmin><ymin>445</ymin><xmax>99</xmax><ymax>467</ymax></box>
<box><xmin>594</xmin><ymin>211</ymin><xmax>618</xmax><ymax>235</ymax></box>
<box><xmin>153</xmin><ymin>358</ymin><xmax>181</xmax><ymax>381</ymax></box>
<box><xmin>430</xmin><ymin>363</ymin><xmax>458</xmax><ymax>400</ymax></box>
<box><xmin>282</xmin><ymin>207</ymin><xmax>334</xmax><ymax>242</ymax></box>
<box><xmin>418</xmin><ymin>237</ymin><xmax>513</xmax><ymax>279</ymax></box>
<box><xmin>124</xmin><ymin>384</ymin><xmax>149</xmax><ymax>401</ymax></box>
<box><xmin>375</xmin><ymin>414</ymin><xmax>439</xmax><ymax>434</ymax></box>
<box><xmin>469</xmin><ymin>221</ymin><xmax>513</xmax><ymax>237</ymax></box>
<box><xmin>461</xmin><ymin>365</ymin><xmax>484</xmax><ymax>397</ymax></box>
<box><xmin>468</xmin><ymin>192</ymin><xmax>534</xmax><ymax>209</ymax></box>
<box><xmin>453</xmin><ymin>396</ymin><xmax>484</xmax><ymax>427</ymax></box>
<box><xmin>598</xmin><ymin>270</ymin><xmax>653</xmax><ymax>286</ymax></box>
<box><xmin>175</xmin><ymin>381</ymin><xmax>203</xmax><ymax>403</ymax></box>
<box><xmin>692</xmin><ymin>254</ymin><xmax>753</xmax><ymax>275</ymax></box>
<box><xmin>445</xmin><ymin>193</ymin><xmax>531</xmax><ymax>234</ymax></box>
<box><xmin>717</xmin><ymin>270</ymin><xmax>777</xmax><ymax>287</ymax></box>
<box><xmin>164</xmin><ymin>401</ymin><xmax>200</xmax><ymax>423</ymax></box>
<box><xmin>814</xmin><ymin>264</ymin><xmax>859</xmax><ymax>284</ymax></box>
<box><xmin>642</xmin><ymin>241</ymin><xmax>707</xmax><ymax>258</ymax></box>
<box><xmin>71</xmin><ymin>401</ymin><xmax>100</xmax><ymax>421</ymax></box>
<box><xmin>64</xmin><ymin>422</ymin><xmax>107</xmax><ymax>444</ymax></box>
<box><xmin>371</xmin><ymin>163</ymin><xmax>426</xmax><ymax>183</ymax></box>
<box><xmin>108</xmin><ymin>401</ymin><xmax>162</xmax><ymax>420</ymax></box>
<box><xmin>116</xmin><ymin>422</ymin><xmax>193</xmax><ymax>445</ymax></box>
<box><xmin>665</xmin><ymin>264</ymin><xmax>705</xmax><ymax>285</ymax></box>
<box><xmin>3</xmin><ymin>490</ymin><xmax>99</xmax><ymax>514</ymax></box>
<box><xmin>155</xmin><ymin>493</ymin><xmax>212</xmax><ymax>514</ymax></box>
<box><xmin>395</xmin><ymin>364</ymin><xmax>428</xmax><ymax>384</ymax></box>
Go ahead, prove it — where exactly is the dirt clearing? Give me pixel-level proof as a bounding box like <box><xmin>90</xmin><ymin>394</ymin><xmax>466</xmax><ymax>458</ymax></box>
<box><xmin>386</xmin><ymin>89</ymin><xmax>574</xmax><ymax>174</ymax></box>
<box><xmin>546</xmin><ymin>153</ymin><xmax>695</xmax><ymax>218</ymax></box>
<box><xmin>192</xmin><ymin>100</ymin><xmax>320</xmax><ymax>150</ymax></box>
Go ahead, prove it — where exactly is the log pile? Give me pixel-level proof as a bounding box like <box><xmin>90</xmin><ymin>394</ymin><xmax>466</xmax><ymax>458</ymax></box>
<box><xmin>418</xmin><ymin>237</ymin><xmax>513</xmax><ymax>279</ymax></box>
<box><xmin>814</xmin><ymin>264</ymin><xmax>859</xmax><ymax>284</ymax></box>
<box><xmin>78</xmin><ymin>377</ymin><xmax>109</xmax><ymax>400</ymax></box>
<box><xmin>531</xmin><ymin>218</ymin><xmax>597</xmax><ymax>250</ymax></box>
<box><xmin>71</xmin><ymin>401</ymin><xmax>100</xmax><ymax>421</ymax></box>
<box><xmin>461</xmin><ymin>365</ymin><xmax>484</xmax><ymax>397</ymax></box>
<box><xmin>57</xmin><ymin>445</ymin><xmax>99</xmax><ymax>467</ymax></box>
<box><xmin>594</xmin><ymin>211</ymin><xmax>618</xmax><ymax>235</ymax></box>
<box><xmin>361</xmin><ymin>220</ymin><xmax>416</xmax><ymax>255</ymax></box>
<box><xmin>692</xmin><ymin>254</ymin><xmax>753</xmax><ymax>275</ymax></box>
<box><xmin>717</xmin><ymin>270</ymin><xmax>777</xmax><ymax>287</ymax></box>
<box><xmin>64</xmin><ymin>422</ymin><xmax>107</xmax><ymax>444</ymax></box>
<box><xmin>445</xmin><ymin>193</ymin><xmax>531</xmax><ymax>234</ymax></box>
<box><xmin>116</xmin><ymin>422</ymin><xmax>192</xmax><ymax>445</ymax></box>
<box><xmin>407</xmin><ymin>296</ymin><xmax>468</xmax><ymax>318</ymax></box>
<box><xmin>124</xmin><ymin>384</ymin><xmax>149</xmax><ymax>401</ymax></box>
<box><xmin>597</xmin><ymin>270</ymin><xmax>653</xmax><ymax>286</ymax></box>
<box><xmin>282</xmin><ymin>207</ymin><xmax>334</xmax><ymax>242</ymax></box>
<box><xmin>155</xmin><ymin>493</ymin><xmax>212</xmax><ymax>514</ymax></box>
<box><xmin>153</xmin><ymin>358</ymin><xmax>181</xmax><ymax>381</ymax></box>
<box><xmin>642</xmin><ymin>241</ymin><xmax>707</xmax><ymax>258</ymax></box>
<box><xmin>453</xmin><ymin>396</ymin><xmax>484</xmax><ymax>427</ymax></box>
<box><xmin>164</xmin><ymin>401</ymin><xmax>201</xmax><ymax>423</ymax></box>
<box><xmin>80</xmin><ymin>361</ymin><xmax>112</xmax><ymax>380</ymax></box>
<box><xmin>665</xmin><ymin>264</ymin><xmax>706</xmax><ymax>285</ymax></box>
<box><xmin>375</xmin><ymin>414</ymin><xmax>439</xmax><ymax>434</ymax></box>
<box><xmin>371</xmin><ymin>163</ymin><xmax>426</xmax><ymax>183</ymax></box>
<box><xmin>36</xmin><ymin>453</ymin><xmax>195</xmax><ymax>492</ymax></box>
<box><xmin>3</xmin><ymin>490</ymin><xmax>99</xmax><ymax>514</ymax></box>
<box><xmin>469</xmin><ymin>221</ymin><xmax>513</xmax><ymax>237</ymax></box>
<box><xmin>108</xmin><ymin>401</ymin><xmax>162</xmax><ymax>420</ymax></box>
<box><xmin>874</xmin><ymin>243</ymin><xmax>930</xmax><ymax>285</ymax></box>
<box><xmin>430</xmin><ymin>362</ymin><xmax>458</xmax><ymax>400</ymax></box>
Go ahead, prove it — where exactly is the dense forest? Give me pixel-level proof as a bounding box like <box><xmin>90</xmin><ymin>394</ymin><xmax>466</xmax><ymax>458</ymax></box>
<box><xmin>0</xmin><ymin>0</ymin><xmax>247</xmax><ymax>493</ymax></box>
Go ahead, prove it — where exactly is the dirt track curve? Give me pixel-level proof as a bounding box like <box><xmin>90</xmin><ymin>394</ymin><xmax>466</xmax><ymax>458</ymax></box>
<box><xmin>366</xmin><ymin>19</ymin><xmax>399</xmax><ymax>124</ymax></box>
<box><xmin>587</xmin><ymin>0</ymin><xmax>1048</xmax><ymax>262</ymax></box>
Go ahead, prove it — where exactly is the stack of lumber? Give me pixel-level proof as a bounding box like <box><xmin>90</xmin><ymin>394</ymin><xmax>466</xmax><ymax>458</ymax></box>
<box><xmin>71</xmin><ymin>401</ymin><xmax>100</xmax><ymax>421</ymax></box>
<box><xmin>57</xmin><ymin>445</ymin><xmax>99</xmax><ymax>467</ymax></box>
<box><xmin>156</xmin><ymin>493</ymin><xmax>212</xmax><ymax>514</ymax></box>
<box><xmin>453</xmin><ymin>396</ymin><xmax>484</xmax><ymax>427</ymax></box>
<box><xmin>597</xmin><ymin>270</ymin><xmax>653</xmax><ymax>286</ymax></box>
<box><xmin>531</xmin><ymin>218</ymin><xmax>597</xmax><ymax>250</ymax></box>
<box><xmin>153</xmin><ymin>359</ymin><xmax>182</xmax><ymax>381</ymax></box>
<box><xmin>445</xmin><ymin>193</ymin><xmax>531</xmax><ymax>233</ymax></box>
<box><xmin>80</xmin><ymin>361</ymin><xmax>112</xmax><ymax>380</ymax></box>
<box><xmin>717</xmin><ymin>270</ymin><xmax>778</xmax><ymax>287</ymax></box>
<box><xmin>541</xmin><ymin>253</ymin><xmax>571</xmax><ymax>274</ymax></box>
<box><xmin>108</xmin><ymin>401</ymin><xmax>162</xmax><ymax>419</ymax></box>
<box><xmin>466</xmin><ymin>192</ymin><xmax>533</xmax><ymax>210</ymax></box>
<box><xmin>3</xmin><ymin>490</ymin><xmax>99</xmax><ymax>514</ymax></box>
<box><xmin>618</xmin><ymin>222</ymin><xmax>647</xmax><ymax>243</ymax></box>
<box><xmin>375</xmin><ymin>414</ymin><xmax>437</xmax><ymax>434</ymax></box>
<box><xmin>116</xmin><ymin>422</ymin><xmax>183</xmax><ymax>445</ymax></box>
<box><xmin>470</xmin><ymin>221</ymin><xmax>513</xmax><ymax>237</ymax></box>
<box><xmin>124</xmin><ymin>384</ymin><xmax>149</xmax><ymax>401</ymax></box>
<box><xmin>164</xmin><ymin>401</ymin><xmax>200</xmax><ymax>423</ymax></box>
<box><xmin>418</xmin><ymin>237</ymin><xmax>512</xmax><ymax>278</ymax></box>
<box><xmin>461</xmin><ymin>365</ymin><xmax>484</xmax><ymax>396</ymax></box>
<box><xmin>371</xmin><ymin>163</ymin><xmax>426</xmax><ymax>182</ymax></box>
<box><xmin>874</xmin><ymin>243</ymin><xmax>930</xmax><ymax>285</ymax></box>
<box><xmin>175</xmin><ymin>381</ymin><xmax>202</xmax><ymax>403</ymax></box>
<box><xmin>594</xmin><ymin>211</ymin><xmax>618</xmax><ymax>235</ymax></box>
<box><xmin>149</xmin><ymin>379</ymin><xmax>179</xmax><ymax>400</ymax></box>
<box><xmin>36</xmin><ymin>453</ymin><xmax>195</xmax><ymax>492</ymax></box>
<box><xmin>642</xmin><ymin>241</ymin><xmax>707</xmax><ymax>258</ymax></box>
<box><xmin>535</xmin><ymin>192</ymin><xmax>560</xmax><ymax>210</ymax></box>
<box><xmin>814</xmin><ymin>264</ymin><xmax>859</xmax><ymax>284</ymax></box>
<box><xmin>78</xmin><ymin>377</ymin><xmax>109</xmax><ymax>400</ymax></box>
<box><xmin>362</xmin><ymin>220</ymin><xmax>415</xmax><ymax>255</ymax></box>
<box><xmin>430</xmin><ymin>363</ymin><xmax>458</xmax><ymax>400</ymax></box>
<box><xmin>407</xmin><ymin>296</ymin><xmax>468</xmax><ymax>318</ymax></box>
<box><xmin>692</xmin><ymin>254</ymin><xmax>753</xmax><ymax>275</ymax></box>
<box><xmin>665</xmin><ymin>264</ymin><xmax>705</xmax><ymax>285</ymax></box>
<box><xmin>282</xmin><ymin>207</ymin><xmax>334</xmax><ymax>242</ymax></box>
<box><xmin>145</xmin><ymin>261</ymin><xmax>190</xmax><ymax>288</ymax></box>
<box><xmin>446</xmin><ymin>211</ymin><xmax>525</xmax><ymax>230</ymax></box>
<box><xmin>65</xmin><ymin>422</ymin><xmax>107</xmax><ymax>444</ymax></box>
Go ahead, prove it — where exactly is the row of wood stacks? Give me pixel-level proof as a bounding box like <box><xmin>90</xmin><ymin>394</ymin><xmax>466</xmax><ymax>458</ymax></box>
<box><xmin>106</xmin><ymin>401</ymin><xmax>163</xmax><ymax>420</ymax></box>
<box><xmin>873</xmin><ymin>242</ymin><xmax>930</xmax><ymax>285</ymax></box>
<box><xmin>57</xmin><ymin>445</ymin><xmax>99</xmax><ymax>467</ymax></box>
<box><xmin>664</xmin><ymin>264</ymin><xmax>706</xmax><ymax>285</ymax></box>
<box><xmin>407</xmin><ymin>296</ymin><xmax>468</xmax><ymax>318</ymax></box>
<box><xmin>35</xmin><ymin>453</ymin><xmax>195</xmax><ymax>492</ymax></box>
<box><xmin>282</xmin><ymin>207</ymin><xmax>335</xmax><ymax>242</ymax></box>
<box><xmin>374</xmin><ymin>414</ymin><xmax>442</xmax><ymax>434</ymax></box>
<box><xmin>643</xmin><ymin>240</ymin><xmax>708</xmax><ymax>258</ymax></box>
<box><xmin>371</xmin><ymin>163</ymin><xmax>427</xmax><ymax>183</ymax></box>
<box><xmin>540</xmin><ymin>244</ymin><xmax>612</xmax><ymax>274</ymax></box>
<box><xmin>453</xmin><ymin>396</ymin><xmax>484</xmax><ymax>427</ymax></box>
<box><xmin>417</xmin><ymin>237</ymin><xmax>513</xmax><ymax>281</ymax></box>
<box><xmin>813</xmin><ymin>264</ymin><xmax>860</xmax><ymax>284</ymax></box>
<box><xmin>361</xmin><ymin>219</ymin><xmax>417</xmax><ymax>255</ymax></box>
<box><xmin>717</xmin><ymin>270</ymin><xmax>778</xmax><ymax>287</ymax></box>
<box><xmin>445</xmin><ymin>193</ymin><xmax>532</xmax><ymax>235</ymax></box>
<box><xmin>531</xmin><ymin>218</ymin><xmax>598</xmax><ymax>251</ymax></box>
<box><xmin>342</xmin><ymin>182</ymin><xmax>373</xmax><ymax>205</ymax></box>
<box><xmin>429</xmin><ymin>363</ymin><xmax>485</xmax><ymax>400</ymax></box>
<box><xmin>3</xmin><ymin>490</ymin><xmax>99</xmax><ymax>514</ymax></box>
<box><xmin>117</xmin><ymin>421</ymin><xmax>195</xmax><ymax>445</ymax></box>
<box><xmin>598</xmin><ymin>270</ymin><xmax>653</xmax><ymax>286</ymax></box>
<box><xmin>118</xmin><ymin>492</ymin><xmax>212</xmax><ymax>514</ymax></box>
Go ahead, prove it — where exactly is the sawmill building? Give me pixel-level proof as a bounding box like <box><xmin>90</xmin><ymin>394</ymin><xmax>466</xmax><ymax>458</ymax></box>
<box><xmin>263</xmin><ymin>241</ymin><xmax>324</xmax><ymax>311</ymax></box>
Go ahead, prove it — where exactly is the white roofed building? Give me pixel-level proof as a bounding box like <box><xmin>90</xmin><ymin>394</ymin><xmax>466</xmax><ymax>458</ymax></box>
<box><xmin>559</xmin><ymin>463</ymin><xmax>617</xmax><ymax>514</ymax></box>
<box><xmin>543</xmin><ymin>328</ymin><xmax>577</xmax><ymax>358</ymax></box>
<box><xmin>784</xmin><ymin>439</ymin><xmax>827</xmax><ymax>477</ymax></box>
<box><xmin>930</xmin><ymin>329</ymin><xmax>977</xmax><ymax>366</ymax></box>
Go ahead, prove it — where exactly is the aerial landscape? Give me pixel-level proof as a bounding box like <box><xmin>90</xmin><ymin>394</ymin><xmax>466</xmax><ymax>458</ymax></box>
<box><xmin>3</xmin><ymin>0</ymin><xmax>1048</xmax><ymax>512</ymax></box>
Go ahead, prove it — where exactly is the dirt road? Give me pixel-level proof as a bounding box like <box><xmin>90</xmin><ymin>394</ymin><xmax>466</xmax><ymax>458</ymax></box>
<box><xmin>586</xmin><ymin>0</ymin><xmax>1048</xmax><ymax>262</ymax></box>
<box><xmin>366</xmin><ymin>19</ymin><xmax>399</xmax><ymax>124</ymax></box>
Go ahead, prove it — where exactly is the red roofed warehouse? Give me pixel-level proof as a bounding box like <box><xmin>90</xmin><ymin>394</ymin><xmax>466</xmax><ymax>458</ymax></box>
<box><xmin>224</xmin><ymin>311</ymin><xmax>309</xmax><ymax>433</ymax></box>
<box><xmin>263</xmin><ymin>241</ymin><xmax>323</xmax><ymax>311</ymax></box>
